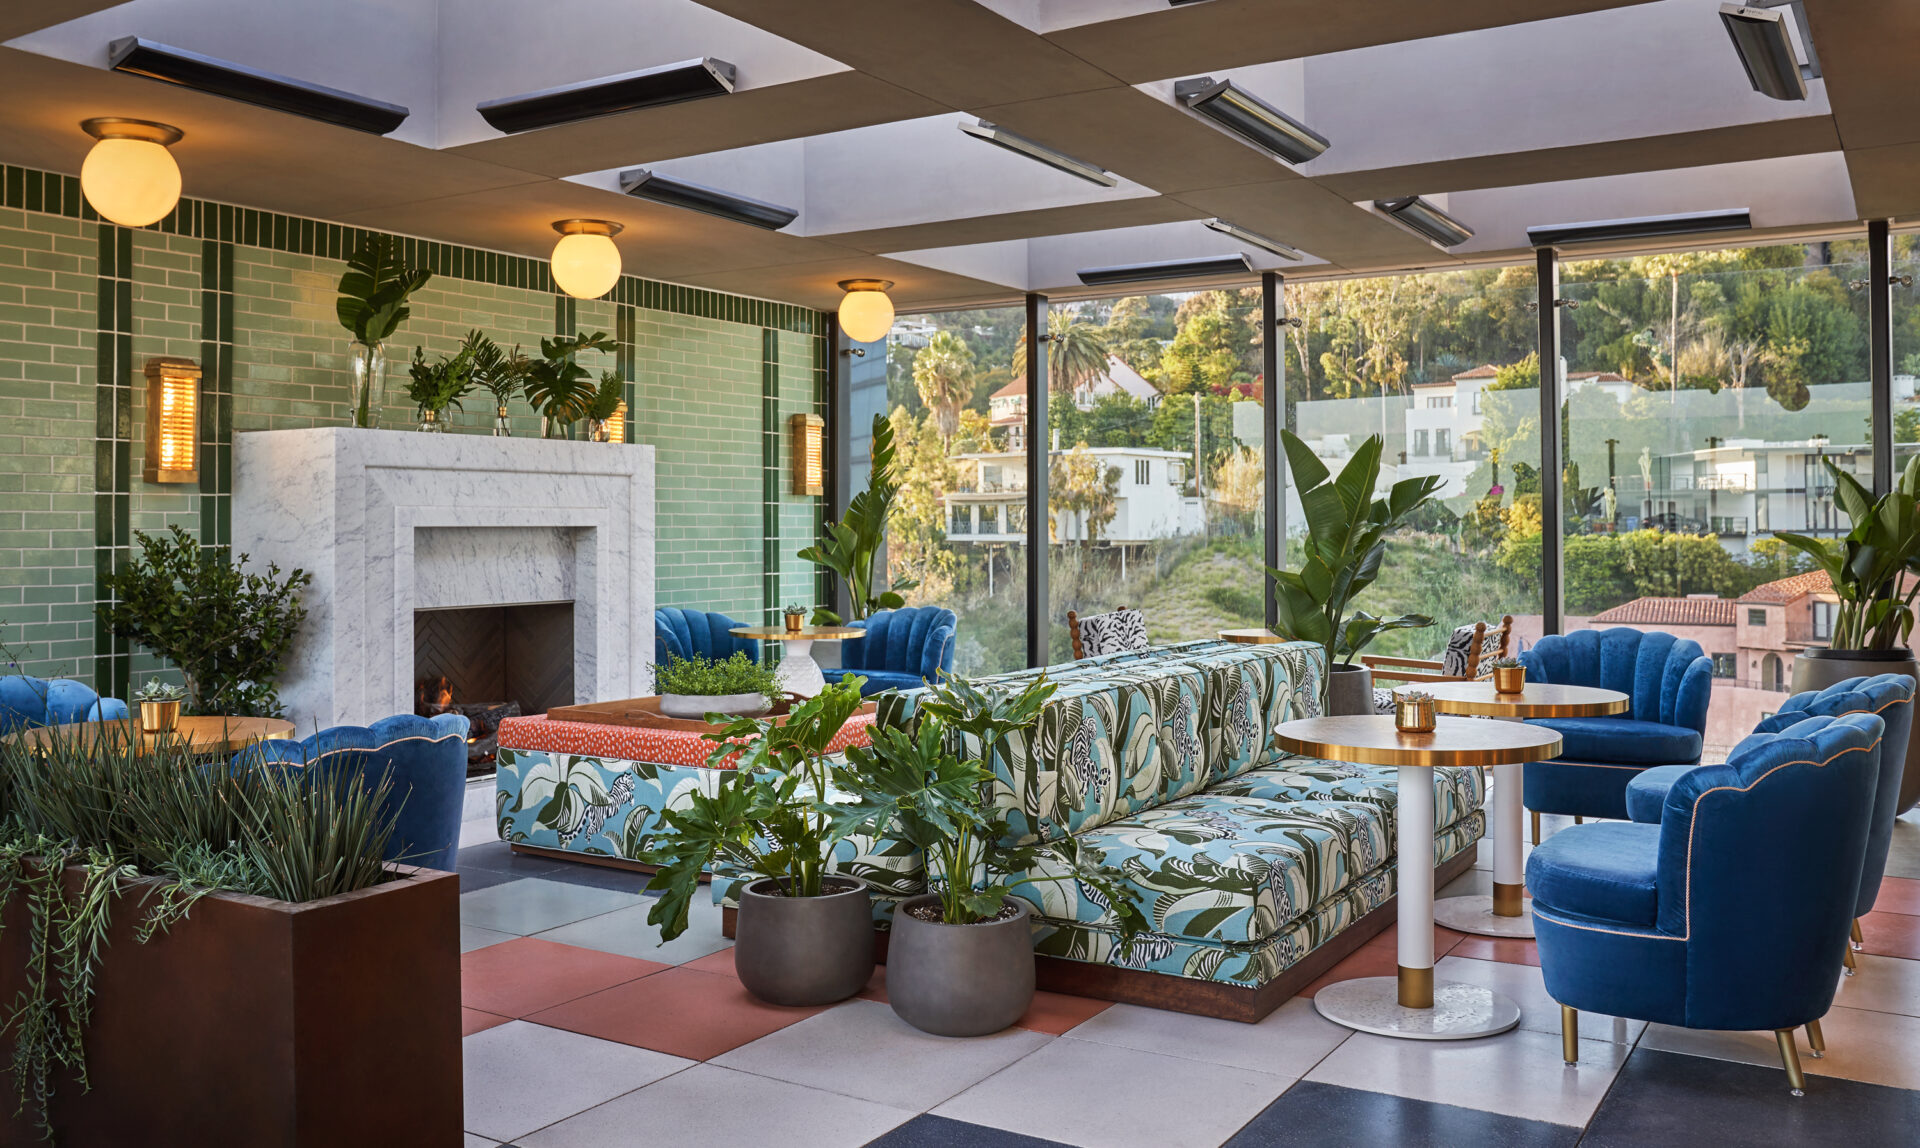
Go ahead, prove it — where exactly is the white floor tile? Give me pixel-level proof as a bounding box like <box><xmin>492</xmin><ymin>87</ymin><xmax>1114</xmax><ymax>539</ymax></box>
<box><xmin>712</xmin><ymin>999</ymin><xmax>1050</xmax><ymax>1110</ymax></box>
<box><xmin>461</xmin><ymin>924</ymin><xmax>517</xmax><ymax>954</ymax></box>
<box><xmin>933</xmin><ymin>1035</ymin><xmax>1291</xmax><ymax>1148</ymax></box>
<box><xmin>460</xmin><ymin>877</ymin><xmax>644</xmax><ymax>936</ymax></box>
<box><xmin>465</xmin><ymin>1136</ymin><xmax>498</xmax><ymax>1148</ymax></box>
<box><xmin>1304</xmin><ymin>1026</ymin><xmax>1628</xmax><ymax>1127</ymax></box>
<box><xmin>1062</xmin><ymin>996</ymin><xmax>1350</xmax><ymax>1078</ymax></box>
<box><xmin>1641</xmin><ymin>1003</ymin><xmax>1920</xmax><ymax>1091</ymax></box>
<box><xmin>518</xmin><ymin>1063</ymin><xmax>910</xmax><ymax>1148</ymax></box>
<box><xmin>1436</xmin><ymin>955</ymin><xmax>1644</xmax><ymax>1045</ymax></box>
<box><xmin>536</xmin><ymin>894</ymin><xmax>731</xmax><ymax>965</ymax></box>
<box><xmin>1832</xmin><ymin>953</ymin><xmax>1920</xmax><ymax>1019</ymax></box>
<box><xmin>463</xmin><ymin>1020</ymin><xmax>692</xmax><ymax>1143</ymax></box>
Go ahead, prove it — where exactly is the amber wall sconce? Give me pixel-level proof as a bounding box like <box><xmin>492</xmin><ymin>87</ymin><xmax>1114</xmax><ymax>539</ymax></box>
<box><xmin>144</xmin><ymin>357</ymin><xmax>200</xmax><ymax>483</ymax></box>
<box><xmin>790</xmin><ymin>412</ymin><xmax>824</xmax><ymax>496</ymax></box>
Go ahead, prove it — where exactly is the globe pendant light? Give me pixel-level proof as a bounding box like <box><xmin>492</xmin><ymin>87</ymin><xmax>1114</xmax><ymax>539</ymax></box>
<box><xmin>550</xmin><ymin>219</ymin><xmax>624</xmax><ymax>299</ymax></box>
<box><xmin>837</xmin><ymin>279</ymin><xmax>895</xmax><ymax>343</ymax></box>
<box><xmin>80</xmin><ymin>118</ymin><xmax>184</xmax><ymax>228</ymax></box>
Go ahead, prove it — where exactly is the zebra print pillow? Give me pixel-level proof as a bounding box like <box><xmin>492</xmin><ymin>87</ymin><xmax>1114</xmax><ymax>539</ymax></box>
<box><xmin>1077</xmin><ymin>608</ymin><xmax>1148</xmax><ymax>657</ymax></box>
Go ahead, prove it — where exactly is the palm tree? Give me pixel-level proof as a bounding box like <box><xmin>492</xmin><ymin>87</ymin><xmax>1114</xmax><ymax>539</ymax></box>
<box><xmin>1013</xmin><ymin>317</ymin><xmax>1110</xmax><ymax>396</ymax></box>
<box><xmin>912</xmin><ymin>331</ymin><xmax>976</xmax><ymax>442</ymax></box>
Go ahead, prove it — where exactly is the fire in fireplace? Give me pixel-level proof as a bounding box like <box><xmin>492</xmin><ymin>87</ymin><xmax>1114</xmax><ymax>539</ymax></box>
<box><xmin>414</xmin><ymin>602</ymin><xmax>574</xmax><ymax>775</ymax></box>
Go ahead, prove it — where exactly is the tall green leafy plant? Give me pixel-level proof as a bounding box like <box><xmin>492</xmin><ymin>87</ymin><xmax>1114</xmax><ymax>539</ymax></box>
<box><xmin>640</xmin><ymin>679</ymin><xmax>869</xmax><ymax>940</ymax></box>
<box><xmin>1771</xmin><ymin>453</ymin><xmax>1920</xmax><ymax>649</ymax></box>
<box><xmin>463</xmin><ymin>329</ymin><xmax>528</xmax><ymax>408</ymax></box>
<box><xmin>523</xmin><ymin>332</ymin><xmax>615</xmax><ymax>437</ymax></box>
<box><xmin>799</xmin><ymin>412</ymin><xmax>918</xmax><ymax>624</ymax></box>
<box><xmin>404</xmin><ymin>345</ymin><xmax>475</xmax><ymax>419</ymax></box>
<box><xmin>98</xmin><ymin>526</ymin><xmax>311</xmax><ymax>716</ymax></box>
<box><xmin>335</xmin><ymin>238</ymin><xmax>432</xmax><ymax>427</ymax></box>
<box><xmin>837</xmin><ymin>675</ymin><xmax>1147</xmax><ymax>936</ymax></box>
<box><xmin>1266</xmin><ymin>429</ymin><xmax>1443</xmax><ymax>700</ymax></box>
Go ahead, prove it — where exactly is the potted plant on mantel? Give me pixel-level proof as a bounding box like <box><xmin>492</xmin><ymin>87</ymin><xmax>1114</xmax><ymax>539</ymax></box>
<box><xmin>584</xmin><ymin>369</ymin><xmax>626</xmax><ymax>442</ymax></box>
<box><xmin>1772</xmin><ymin>452</ymin><xmax>1920</xmax><ymax>813</ymax></box>
<box><xmin>335</xmin><ymin>237</ymin><xmax>432</xmax><ymax>429</ymax></box>
<box><xmin>463</xmin><ymin>328</ymin><xmax>528</xmax><ymax>437</ymax></box>
<box><xmin>653</xmin><ymin>651</ymin><xmax>780</xmax><ymax>719</ymax></box>
<box><xmin>1266</xmin><ymin>429</ymin><xmax>1443</xmax><ymax>714</ymax></box>
<box><xmin>404</xmin><ymin>344</ymin><xmax>474</xmax><ymax>432</ymax></box>
<box><xmin>524</xmin><ymin>331</ymin><xmax>615</xmax><ymax>439</ymax></box>
<box><xmin>837</xmin><ymin>674</ymin><xmax>1147</xmax><ymax>1037</ymax></box>
<box><xmin>642</xmin><ymin>679</ymin><xmax>875</xmax><ymax>1006</ymax></box>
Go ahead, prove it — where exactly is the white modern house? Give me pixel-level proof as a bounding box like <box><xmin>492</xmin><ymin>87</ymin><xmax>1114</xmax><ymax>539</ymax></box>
<box><xmin>943</xmin><ymin>447</ymin><xmax>1201</xmax><ymax>546</ymax></box>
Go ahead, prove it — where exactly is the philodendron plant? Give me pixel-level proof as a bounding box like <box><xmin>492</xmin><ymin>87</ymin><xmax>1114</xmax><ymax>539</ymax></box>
<box><xmin>837</xmin><ymin>674</ymin><xmax>1147</xmax><ymax>937</ymax></box>
<box><xmin>641</xmin><ymin>678</ymin><xmax>869</xmax><ymax>941</ymax></box>
<box><xmin>1267</xmin><ymin>429</ymin><xmax>1443</xmax><ymax>704</ymax></box>
<box><xmin>1770</xmin><ymin>453</ymin><xmax>1920</xmax><ymax>650</ymax></box>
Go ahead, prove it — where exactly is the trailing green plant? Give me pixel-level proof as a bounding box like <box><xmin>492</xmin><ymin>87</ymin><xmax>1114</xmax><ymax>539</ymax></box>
<box><xmin>651</xmin><ymin>652</ymin><xmax>779</xmax><ymax>702</ymax></box>
<box><xmin>799</xmin><ymin>412</ymin><xmax>918</xmax><ymax>624</ymax></box>
<box><xmin>1266</xmin><ymin>429</ymin><xmax>1444</xmax><ymax>703</ymax></box>
<box><xmin>404</xmin><ymin>345</ymin><xmax>475</xmax><ymax>418</ymax></box>
<box><xmin>335</xmin><ymin>237</ymin><xmax>432</xmax><ymax>427</ymax></box>
<box><xmin>0</xmin><ymin>726</ymin><xmax>401</xmax><ymax>1137</ymax></box>
<box><xmin>523</xmin><ymin>331</ymin><xmax>615</xmax><ymax>437</ymax></box>
<box><xmin>97</xmin><ymin>526</ymin><xmax>311</xmax><ymax>717</ymax></box>
<box><xmin>131</xmin><ymin>680</ymin><xmax>184</xmax><ymax>704</ymax></box>
<box><xmin>583</xmin><ymin>369</ymin><xmax>625</xmax><ymax>422</ymax></box>
<box><xmin>1770</xmin><ymin>453</ymin><xmax>1920</xmax><ymax>650</ymax></box>
<box><xmin>641</xmin><ymin>678</ymin><xmax>869</xmax><ymax>940</ymax></box>
<box><xmin>463</xmin><ymin>329</ymin><xmax>529</xmax><ymax>408</ymax></box>
<box><xmin>836</xmin><ymin>674</ymin><xmax>1147</xmax><ymax>936</ymax></box>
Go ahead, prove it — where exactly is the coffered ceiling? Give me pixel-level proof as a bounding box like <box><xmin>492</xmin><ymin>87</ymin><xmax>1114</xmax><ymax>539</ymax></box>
<box><xmin>2</xmin><ymin>0</ymin><xmax>1912</xmax><ymax>311</ymax></box>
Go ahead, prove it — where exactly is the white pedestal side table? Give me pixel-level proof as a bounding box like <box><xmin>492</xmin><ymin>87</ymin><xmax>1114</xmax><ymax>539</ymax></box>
<box><xmin>729</xmin><ymin>625</ymin><xmax>863</xmax><ymax>698</ymax></box>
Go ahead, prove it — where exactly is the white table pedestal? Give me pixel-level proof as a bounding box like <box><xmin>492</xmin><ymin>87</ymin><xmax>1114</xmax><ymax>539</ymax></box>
<box><xmin>1433</xmin><ymin>760</ymin><xmax>1535</xmax><ymax>938</ymax></box>
<box><xmin>772</xmin><ymin>638</ymin><xmax>826</xmax><ymax>698</ymax></box>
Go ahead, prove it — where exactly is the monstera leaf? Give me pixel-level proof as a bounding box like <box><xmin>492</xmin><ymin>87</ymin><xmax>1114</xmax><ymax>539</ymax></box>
<box><xmin>336</xmin><ymin>237</ymin><xmax>431</xmax><ymax>346</ymax></box>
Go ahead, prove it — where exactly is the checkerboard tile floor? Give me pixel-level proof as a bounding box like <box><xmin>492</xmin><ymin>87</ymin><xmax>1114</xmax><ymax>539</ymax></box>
<box><xmin>456</xmin><ymin>810</ymin><xmax>1920</xmax><ymax>1148</ymax></box>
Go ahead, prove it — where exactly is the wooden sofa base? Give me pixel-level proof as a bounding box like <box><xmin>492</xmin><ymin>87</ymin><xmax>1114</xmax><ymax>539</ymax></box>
<box><xmin>717</xmin><ymin>846</ymin><xmax>1477</xmax><ymax>1023</ymax></box>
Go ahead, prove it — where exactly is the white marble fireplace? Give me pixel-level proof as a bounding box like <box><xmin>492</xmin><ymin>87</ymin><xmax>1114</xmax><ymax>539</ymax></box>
<box><xmin>233</xmin><ymin>428</ymin><xmax>654</xmax><ymax>730</ymax></box>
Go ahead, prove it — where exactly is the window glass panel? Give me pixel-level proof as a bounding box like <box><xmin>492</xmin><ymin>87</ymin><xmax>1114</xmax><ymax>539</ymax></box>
<box><xmin>1558</xmin><ymin>242</ymin><xmax>1871</xmax><ymax>760</ymax></box>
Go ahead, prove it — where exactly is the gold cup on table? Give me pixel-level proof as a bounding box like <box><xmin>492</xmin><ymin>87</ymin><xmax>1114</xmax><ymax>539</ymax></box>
<box><xmin>1393</xmin><ymin>690</ymin><xmax>1437</xmax><ymax>733</ymax></box>
<box><xmin>1488</xmin><ymin>658</ymin><xmax>1526</xmax><ymax>695</ymax></box>
<box><xmin>133</xmin><ymin>680</ymin><xmax>186</xmax><ymax>735</ymax></box>
<box><xmin>783</xmin><ymin>605</ymin><xmax>808</xmax><ymax>634</ymax></box>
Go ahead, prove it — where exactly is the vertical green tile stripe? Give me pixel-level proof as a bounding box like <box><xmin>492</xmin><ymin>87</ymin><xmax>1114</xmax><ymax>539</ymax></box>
<box><xmin>93</xmin><ymin>224</ymin><xmax>134</xmax><ymax>700</ymax></box>
<box><xmin>616</xmin><ymin>304</ymin><xmax>636</xmax><ymax>444</ymax></box>
<box><xmin>762</xmin><ymin>328</ymin><xmax>780</xmax><ymax>626</ymax></box>
<box><xmin>198</xmin><ymin>239</ymin><xmax>234</xmax><ymax>553</ymax></box>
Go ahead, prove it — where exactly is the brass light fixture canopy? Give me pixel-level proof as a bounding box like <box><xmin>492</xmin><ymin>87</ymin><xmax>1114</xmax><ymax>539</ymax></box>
<box><xmin>837</xmin><ymin>277</ymin><xmax>893</xmax><ymax>292</ymax></box>
<box><xmin>552</xmin><ymin>218</ymin><xmax>625</xmax><ymax>238</ymax></box>
<box><xmin>81</xmin><ymin>116</ymin><xmax>185</xmax><ymax>145</ymax></box>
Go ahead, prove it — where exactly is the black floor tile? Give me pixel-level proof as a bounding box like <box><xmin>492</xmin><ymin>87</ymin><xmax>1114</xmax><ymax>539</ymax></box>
<box><xmin>862</xmin><ymin>1115</ymin><xmax>1072</xmax><ymax>1148</ymax></box>
<box><xmin>1583</xmin><ymin>1048</ymin><xmax>1920</xmax><ymax>1148</ymax></box>
<box><xmin>1226</xmin><ymin>1082</ymin><xmax>1578</xmax><ymax>1148</ymax></box>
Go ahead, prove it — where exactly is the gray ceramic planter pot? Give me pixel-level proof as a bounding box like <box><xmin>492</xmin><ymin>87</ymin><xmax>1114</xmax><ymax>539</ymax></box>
<box><xmin>887</xmin><ymin>893</ymin><xmax>1034</xmax><ymax>1037</ymax></box>
<box><xmin>734</xmin><ymin>876</ymin><xmax>873</xmax><ymax>1006</ymax></box>
<box><xmin>1326</xmin><ymin>662</ymin><xmax>1375</xmax><ymax>716</ymax></box>
<box><xmin>1792</xmin><ymin>647</ymin><xmax>1920</xmax><ymax>814</ymax></box>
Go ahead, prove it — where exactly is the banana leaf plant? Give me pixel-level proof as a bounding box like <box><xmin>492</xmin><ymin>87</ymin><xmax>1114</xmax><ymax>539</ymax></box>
<box><xmin>834</xmin><ymin>673</ymin><xmax>1148</xmax><ymax>940</ymax></box>
<box><xmin>1769</xmin><ymin>453</ymin><xmax>1920</xmax><ymax>650</ymax></box>
<box><xmin>523</xmin><ymin>331</ymin><xmax>615</xmax><ymax>437</ymax></box>
<box><xmin>799</xmin><ymin>412</ymin><xmax>917</xmax><ymax>624</ymax></box>
<box><xmin>640</xmin><ymin>678</ymin><xmax>869</xmax><ymax>941</ymax></box>
<box><xmin>335</xmin><ymin>238</ymin><xmax>432</xmax><ymax>428</ymax></box>
<box><xmin>1266</xmin><ymin>429</ymin><xmax>1443</xmax><ymax>705</ymax></box>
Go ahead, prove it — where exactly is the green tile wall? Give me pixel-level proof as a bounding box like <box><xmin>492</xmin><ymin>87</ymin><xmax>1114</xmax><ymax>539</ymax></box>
<box><xmin>0</xmin><ymin>163</ymin><xmax>828</xmax><ymax>695</ymax></box>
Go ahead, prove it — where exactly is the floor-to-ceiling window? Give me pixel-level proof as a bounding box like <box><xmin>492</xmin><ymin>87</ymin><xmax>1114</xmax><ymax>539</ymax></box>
<box><xmin>1556</xmin><ymin>241</ymin><xmax>1873</xmax><ymax>757</ymax></box>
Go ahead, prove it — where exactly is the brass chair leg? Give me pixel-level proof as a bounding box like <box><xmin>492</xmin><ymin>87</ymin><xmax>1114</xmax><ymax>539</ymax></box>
<box><xmin>1573</xmin><ymin>815</ymin><xmax>1584</xmax><ymax>825</ymax></box>
<box><xmin>1805</xmin><ymin>1018</ymin><xmax>1825</xmax><ymax>1059</ymax></box>
<box><xmin>1842</xmin><ymin>944</ymin><xmax>1857</xmax><ymax>976</ymax></box>
<box><xmin>1561</xmin><ymin>1005</ymin><xmax>1579</xmax><ymax>1067</ymax></box>
<box><xmin>1776</xmin><ymin>1029</ymin><xmax>1807</xmax><ymax>1096</ymax></box>
<box><xmin>1852</xmin><ymin>918</ymin><xmax>1864</xmax><ymax>951</ymax></box>
<box><xmin>1531</xmin><ymin>810</ymin><xmax>1541</xmax><ymax>845</ymax></box>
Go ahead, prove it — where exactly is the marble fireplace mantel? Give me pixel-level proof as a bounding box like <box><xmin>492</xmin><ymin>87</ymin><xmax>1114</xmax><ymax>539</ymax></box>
<box><xmin>233</xmin><ymin>427</ymin><xmax>654</xmax><ymax>731</ymax></box>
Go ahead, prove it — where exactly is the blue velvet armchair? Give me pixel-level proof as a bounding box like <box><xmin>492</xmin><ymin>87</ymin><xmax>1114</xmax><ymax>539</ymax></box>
<box><xmin>244</xmin><ymin>713</ymin><xmax>471</xmax><ymax>872</ymax></box>
<box><xmin>823</xmin><ymin>606</ymin><xmax>956</xmax><ymax>697</ymax></box>
<box><xmin>0</xmin><ymin>675</ymin><xmax>128</xmax><ymax>734</ymax></box>
<box><xmin>1529</xmin><ymin>713</ymin><xmax>1884</xmax><ymax>1094</ymax></box>
<box><xmin>1626</xmin><ymin>673</ymin><xmax>1916</xmax><ymax>965</ymax></box>
<box><xmin>655</xmin><ymin>608</ymin><xmax>760</xmax><ymax>667</ymax></box>
<box><xmin>1520</xmin><ymin>628</ymin><xmax>1714</xmax><ymax>831</ymax></box>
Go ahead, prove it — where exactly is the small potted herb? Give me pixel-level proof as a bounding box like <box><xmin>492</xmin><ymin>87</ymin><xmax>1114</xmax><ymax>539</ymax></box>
<box><xmin>133</xmin><ymin>679</ymin><xmax>185</xmax><ymax>734</ymax></box>
<box><xmin>404</xmin><ymin>345</ymin><xmax>474</xmax><ymax>432</ymax></box>
<box><xmin>463</xmin><ymin>329</ymin><xmax>528</xmax><ymax>437</ymax></box>
<box><xmin>783</xmin><ymin>604</ymin><xmax>809</xmax><ymax>634</ymax></box>
<box><xmin>643</xmin><ymin>679</ymin><xmax>874</xmax><ymax>1005</ymax></box>
<box><xmin>1393</xmin><ymin>688</ymin><xmax>1436</xmax><ymax>732</ymax></box>
<box><xmin>1486</xmin><ymin>656</ymin><xmax>1525</xmax><ymax>694</ymax></box>
<box><xmin>838</xmin><ymin>674</ymin><xmax>1146</xmax><ymax>1036</ymax></box>
<box><xmin>652</xmin><ymin>651</ymin><xmax>779</xmax><ymax>719</ymax></box>
<box><xmin>583</xmin><ymin>369</ymin><xmax>625</xmax><ymax>443</ymax></box>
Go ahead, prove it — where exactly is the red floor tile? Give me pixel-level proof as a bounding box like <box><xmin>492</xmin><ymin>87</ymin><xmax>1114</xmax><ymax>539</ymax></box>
<box><xmin>1449</xmin><ymin>935</ymin><xmax>1542</xmax><ymax>967</ymax></box>
<box><xmin>681</xmin><ymin>946</ymin><xmax>741</xmax><ymax>978</ymax></box>
<box><xmin>1299</xmin><ymin>943</ymin><xmax>1400</xmax><ymax>998</ymax></box>
<box><xmin>1360</xmin><ymin>923</ymin><xmax>1467</xmax><ymax>961</ymax></box>
<box><xmin>855</xmin><ymin>963</ymin><xmax>888</xmax><ymax>1003</ymax></box>
<box><xmin>1859</xmin><ymin>909</ymin><xmax>1920</xmax><ymax>960</ymax></box>
<box><xmin>1015</xmin><ymin>990</ymin><xmax>1113</xmax><ymax>1034</ymax></box>
<box><xmin>528</xmin><ymin>966</ymin><xmax>828</xmax><ymax>1060</ymax></box>
<box><xmin>461</xmin><ymin>937</ymin><xmax>669</xmax><ymax>1018</ymax></box>
<box><xmin>462</xmin><ymin>1007</ymin><xmax>511</xmax><ymax>1037</ymax></box>
<box><xmin>1870</xmin><ymin>876</ymin><xmax>1920</xmax><ymax>917</ymax></box>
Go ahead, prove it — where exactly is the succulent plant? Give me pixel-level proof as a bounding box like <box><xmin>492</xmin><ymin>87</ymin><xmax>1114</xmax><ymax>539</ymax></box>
<box><xmin>1486</xmin><ymin>656</ymin><xmax>1523</xmax><ymax>670</ymax></box>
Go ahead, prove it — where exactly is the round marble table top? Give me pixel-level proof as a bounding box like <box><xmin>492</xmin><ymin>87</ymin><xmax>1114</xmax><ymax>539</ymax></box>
<box><xmin>1419</xmin><ymin>681</ymin><xmax>1628</xmax><ymax>719</ymax></box>
<box><xmin>1274</xmin><ymin>715</ymin><xmax>1562</xmax><ymax>768</ymax></box>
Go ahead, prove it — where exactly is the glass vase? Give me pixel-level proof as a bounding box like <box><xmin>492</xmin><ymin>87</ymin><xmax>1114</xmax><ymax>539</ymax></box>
<box><xmin>417</xmin><ymin>408</ymin><xmax>445</xmax><ymax>433</ymax></box>
<box><xmin>348</xmin><ymin>342</ymin><xmax>386</xmax><ymax>428</ymax></box>
<box><xmin>588</xmin><ymin>418</ymin><xmax>612</xmax><ymax>443</ymax></box>
<box><xmin>493</xmin><ymin>404</ymin><xmax>512</xmax><ymax>437</ymax></box>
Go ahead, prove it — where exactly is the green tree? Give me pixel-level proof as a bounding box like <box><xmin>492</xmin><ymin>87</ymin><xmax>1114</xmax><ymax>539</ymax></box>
<box><xmin>912</xmin><ymin>330</ymin><xmax>977</xmax><ymax>442</ymax></box>
<box><xmin>1048</xmin><ymin>444</ymin><xmax>1119</xmax><ymax>545</ymax></box>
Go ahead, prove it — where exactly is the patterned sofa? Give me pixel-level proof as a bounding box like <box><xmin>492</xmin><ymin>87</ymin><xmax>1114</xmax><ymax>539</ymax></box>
<box><xmin>870</xmin><ymin>639</ymin><xmax>1487</xmax><ymax>1021</ymax></box>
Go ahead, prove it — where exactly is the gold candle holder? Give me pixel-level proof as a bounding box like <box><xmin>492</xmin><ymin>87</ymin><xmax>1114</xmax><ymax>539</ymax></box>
<box><xmin>1394</xmin><ymin>694</ymin><xmax>1436</xmax><ymax>733</ymax></box>
<box><xmin>138</xmin><ymin>699</ymin><xmax>181</xmax><ymax>735</ymax></box>
<box><xmin>1492</xmin><ymin>664</ymin><xmax>1526</xmax><ymax>694</ymax></box>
